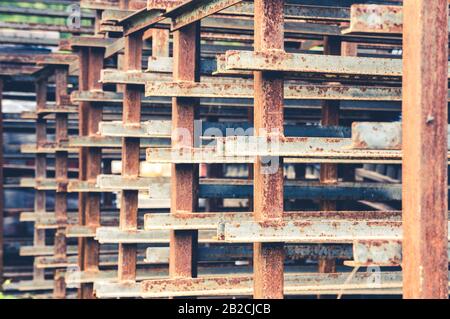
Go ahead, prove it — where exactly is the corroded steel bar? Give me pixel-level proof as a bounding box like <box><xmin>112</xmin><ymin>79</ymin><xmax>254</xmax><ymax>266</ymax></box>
<box><xmin>77</xmin><ymin>46</ymin><xmax>105</xmax><ymax>299</ymax></box>
<box><xmin>33</xmin><ymin>79</ymin><xmax>48</xmax><ymax>285</ymax></box>
<box><xmin>118</xmin><ymin>32</ymin><xmax>143</xmax><ymax>282</ymax></box>
<box><xmin>165</xmin><ymin>0</ymin><xmax>243</xmax><ymax>31</ymax></box>
<box><xmin>402</xmin><ymin>0</ymin><xmax>449</xmax><ymax>299</ymax></box>
<box><xmin>222</xmin><ymin>220</ymin><xmax>406</xmax><ymax>243</ymax></box>
<box><xmin>253</xmin><ymin>0</ymin><xmax>285</xmax><ymax>299</ymax></box>
<box><xmin>170</xmin><ymin>21</ymin><xmax>200</xmax><ymax>279</ymax></box>
<box><xmin>342</xmin><ymin>5</ymin><xmax>404</xmax><ymax>35</ymax></box>
<box><xmin>145</xmin><ymin>211</ymin><xmax>402</xmax><ymax>230</ymax></box>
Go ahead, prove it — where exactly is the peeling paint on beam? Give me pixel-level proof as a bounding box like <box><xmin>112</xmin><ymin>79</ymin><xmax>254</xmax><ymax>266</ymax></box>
<box><xmin>95</xmin><ymin>227</ymin><xmax>218</xmax><ymax>244</ymax></box>
<box><xmin>118</xmin><ymin>8</ymin><xmax>165</xmax><ymax>36</ymax></box>
<box><xmin>221</xmin><ymin>220</ymin><xmax>405</xmax><ymax>243</ymax></box>
<box><xmin>144</xmin><ymin>211</ymin><xmax>402</xmax><ymax>231</ymax></box>
<box><xmin>145</xmin><ymin>244</ymin><xmax>354</xmax><ymax>264</ymax></box>
<box><xmin>343</xmin><ymin>4</ymin><xmax>450</xmax><ymax>35</ymax></box>
<box><xmin>100</xmin><ymin>69</ymin><xmax>171</xmax><ymax>85</ymax></box>
<box><xmin>146</xmin><ymin>147</ymin><xmax>252</xmax><ymax>164</ymax></box>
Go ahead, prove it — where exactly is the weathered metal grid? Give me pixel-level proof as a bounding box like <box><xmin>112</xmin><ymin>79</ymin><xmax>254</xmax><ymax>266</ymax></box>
<box><xmin>2</xmin><ymin>0</ymin><xmax>446</xmax><ymax>297</ymax></box>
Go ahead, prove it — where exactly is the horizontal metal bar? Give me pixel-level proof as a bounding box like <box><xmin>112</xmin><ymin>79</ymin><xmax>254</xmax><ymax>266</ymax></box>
<box><xmin>101</xmin><ymin>9</ymin><xmax>133</xmax><ymax>22</ymax></box>
<box><xmin>67</xmin><ymin>181</ymin><xmax>102</xmax><ymax>193</ymax></box>
<box><xmin>20</xmin><ymin>178</ymin><xmax>73</xmax><ymax>190</ymax></box>
<box><xmin>146</xmin><ymin>80</ymin><xmax>403</xmax><ymax>101</ymax></box>
<box><xmin>223</xmin><ymin>50</ymin><xmax>445</xmax><ymax>77</ymax></box>
<box><xmin>20</xmin><ymin>245</ymin><xmax>78</xmax><ymax>257</ymax></box>
<box><xmin>110</xmin><ymin>161</ymin><xmax>171</xmax><ymax>177</ymax></box>
<box><xmin>221</xmin><ymin>220</ymin><xmax>450</xmax><ymax>243</ymax></box>
<box><xmin>145</xmin><ymin>244</ymin><xmax>354</xmax><ymax>264</ymax></box>
<box><xmin>217</xmin><ymin>136</ymin><xmax>404</xmax><ymax>158</ymax></box>
<box><xmin>146</xmin><ymin>147</ymin><xmax>252</xmax><ymax>164</ymax></box>
<box><xmin>69</xmin><ymin>36</ymin><xmax>115</xmax><ymax>49</ymax></box>
<box><xmin>96</xmin><ymin>177</ymin><xmax>404</xmax><ymax>201</ymax></box>
<box><xmin>21</xmin><ymin>144</ymin><xmax>78</xmax><ymax>154</ymax></box>
<box><xmin>118</xmin><ymin>8</ymin><xmax>164</xmax><ymax>36</ymax></box>
<box><xmin>93</xmin><ymin>282</ymin><xmax>141</xmax><ymax>298</ymax></box>
<box><xmin>147</xmin><ymin>0</ymin><xmax>184</xmax><ymax>10</ymax></box>
<box><xmin>342</xmin><ymin>4</ymin><xmax>450</xmax><ymax>35</ymax></box>
<box><xmin>36</xmin><ymin>106</ymin><xmax>78</xmax><ymax>115</ymax></box>
<box><xmin>117</xmin><ymin>196</ymin><xmax>171</xmax><ymax>209</ymax></box>
<box><xmin>99</xmin><ymin>120</ymin><xmax>172</xmax><ymax>138</ymax></box>
<box><xmin>66</xmin><ymin>269</ymin><xmax>167</xmax><ymax>286</ymax></box>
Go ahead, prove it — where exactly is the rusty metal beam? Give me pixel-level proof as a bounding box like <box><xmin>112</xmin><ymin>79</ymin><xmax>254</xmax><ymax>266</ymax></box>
<box><xmin>77</xmin><ymin>46</ymin><xmax>105</xmax><ymax>299</ymax></box>
<box><xmin>165</xmin><ymin>0</ymin><xmax>243</xmax><ymax>31</ymax></box>
<box><xmin>118</xmin><ymin>31</ymin><xmax>143</xmax><ymax>282</ymax></box>
<box><xmin>224</xmin><ymin>50</ymin><xmax>405</xmax><ymax>77</ymax></box>
<box><xmin>53</xmin><ymin>66</ymin><xmax>69</xmax><ymax>299</ymax></box>
<box><xmin>402</xmin><ymin>0</ymin><xmax>449</xmax><ymax>299</ymax></box>
<box><xmin>33</xmin><ymin>79</ymin><xmax>48</xmax><ymax>285</ymax></box>
<box><xmin>0</xmin><ymin>78</ymin><xmax>3</xmax><ymax>289</ymax></box>
<box><xmin>318</xmin><ymin>36</ymin><xmax>342</xmax><ymax>285</ymax></box>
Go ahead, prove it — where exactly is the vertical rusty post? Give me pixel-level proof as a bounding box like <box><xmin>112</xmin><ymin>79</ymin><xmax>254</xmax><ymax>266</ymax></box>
<box><xmin>53</xmin><ymin>67</ymin><xmax>69</xmax><ymax>298</ymax></box>
<box><xmin>253</xmin><ymin>0</ymin><xmax>285</xmax><ymax>299</ymax></box>
<box><xmin>118</xmin><ymin>32</ymin><xmax>142</xmax><ymax>282</ymax></box>
<box><xmin>0</xmin><ymin>78</ymin><xmax>3</xmax><ymax>289</ymax></box>
<box><xmin>78</xmin><ymin>47</ymin><xmax>104</xmax><ymax>298</ymax></box>
<box><xmin>34</xmin><ymin>79</ymin><xmax>48</xmax><ymax>282</ymax></box>
<box><xmin>170</xmin><ymin>22</ymin><xmax>200</xmax><ymax>279</ymax></box>
<box><xmin>402</xmin><ymin>0</ymin><xmax>449</xmax><ymax>299</ymax></box>
<box><xmin>318</xmin><ymin>36</ymin><xmax>341</xmax><ymax>279</ymax></box>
